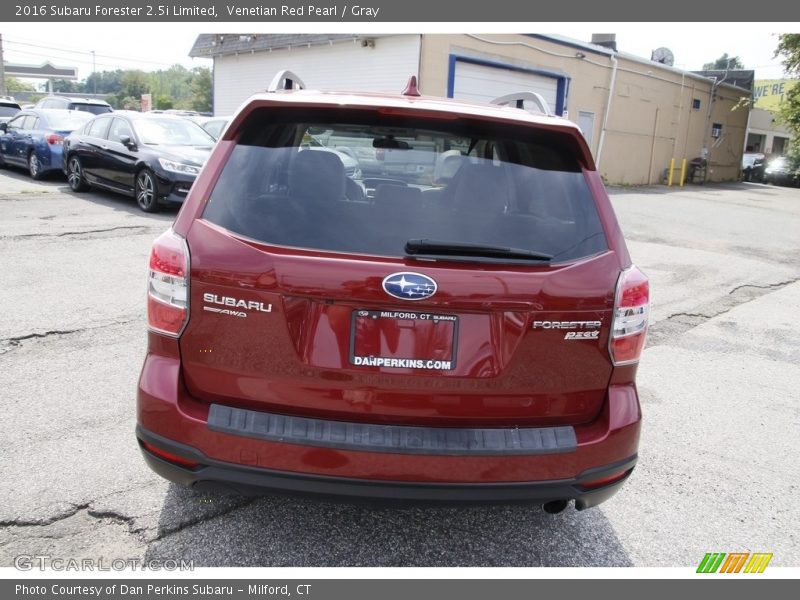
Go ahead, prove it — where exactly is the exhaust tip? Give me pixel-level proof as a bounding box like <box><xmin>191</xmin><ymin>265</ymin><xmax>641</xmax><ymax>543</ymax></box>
<box><xmin>542</xmin><ymin>499</ymin><xmax>569</xmax><ymax>514</ymax></box>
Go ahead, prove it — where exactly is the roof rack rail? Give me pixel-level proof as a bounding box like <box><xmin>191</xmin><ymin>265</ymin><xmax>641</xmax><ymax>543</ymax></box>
<box><xmin>490</xmin><ymin>91</ymin><xmax>553</xmax><ymax>117</ymax></box>
<box><xmin>267</xmin><ymin>70</ymin><xmax>306</xmax><ymax>93</ymax></box>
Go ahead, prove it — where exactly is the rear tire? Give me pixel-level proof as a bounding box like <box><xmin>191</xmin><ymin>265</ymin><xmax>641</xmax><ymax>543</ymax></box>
<box><xmin>135</xmin><ymin>168</ymin><xmax>160</xmax><ymax>213</ymax></box>
<box><xmin>28</xmin><ymin>152</ymin><xmax>44</xmax><ymax>180</ymax></box>
<box><xmin>67</xmin><ymin>155</ymin><xmax>90</xmax><ymax>192</ymax></box>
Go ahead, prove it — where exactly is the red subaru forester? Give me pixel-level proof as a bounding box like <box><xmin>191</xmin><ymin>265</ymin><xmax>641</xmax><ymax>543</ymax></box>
<box><xmin>137</xmin><ymin>74</ymin><xmax>648</xmax><ymax>512</ymax></box>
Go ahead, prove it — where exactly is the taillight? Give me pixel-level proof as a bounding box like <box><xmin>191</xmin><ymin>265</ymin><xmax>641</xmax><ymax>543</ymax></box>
<box><xmin>46</xmin><ymin>134</ymin><xmax>64</xmax><ymax>145</ymax></box>
<box><xmin>610</xmin><ymin>266</ymin><xmax>649</xmax><ymax>365</ymax></box>
<box><xmin>147</xmin><ymin>229</ymin><xmax>189</xmax><ymax>336</ymax></box>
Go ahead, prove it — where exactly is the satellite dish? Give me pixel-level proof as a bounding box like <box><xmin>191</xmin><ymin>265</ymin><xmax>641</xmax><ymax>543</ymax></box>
<box><xmin>651</xmin><ymin>47</ymin><xmax>675</xmax><ymax>66</ymax></box>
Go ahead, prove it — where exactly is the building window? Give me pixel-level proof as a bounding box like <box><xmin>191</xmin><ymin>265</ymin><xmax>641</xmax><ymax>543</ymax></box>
<box><xmin>711</xmin><ymin>123</ymin><xmax>723</xmax><ymax>138</ymax></box>
<box><xmin>692</xmin><ymin>98</ymin><xmax>701</xmax><ymax>109</ymax></box>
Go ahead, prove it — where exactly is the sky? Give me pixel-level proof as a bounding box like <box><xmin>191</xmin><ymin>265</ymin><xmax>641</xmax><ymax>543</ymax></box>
<box><xmin>2</xmin><ymin>22</ymin><xmax>796</xmax><ymax>85</ymax></box>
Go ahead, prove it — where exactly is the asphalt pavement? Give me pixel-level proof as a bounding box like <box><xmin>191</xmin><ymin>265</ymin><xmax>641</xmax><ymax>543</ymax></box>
<box><xmin>0</xmin><ymin>168</ymin><xmax>798</xmax><ymax>567</ymax></box>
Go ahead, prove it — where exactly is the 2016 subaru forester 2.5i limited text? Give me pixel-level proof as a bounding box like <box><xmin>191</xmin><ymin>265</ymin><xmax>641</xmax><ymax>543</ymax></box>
<box><xmin>137</xmin><ymin>74</ymin><xmax>648</xmax><ymax>513</ymax></box>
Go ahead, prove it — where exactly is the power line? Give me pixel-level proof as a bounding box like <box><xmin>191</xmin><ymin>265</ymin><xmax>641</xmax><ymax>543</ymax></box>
<box><xmin>2</xmin><ymin>47</ymin><xmax>138</xmax><ymax>70</ymax></box>
<box><xmin>3</xmin><ymin>47</ymin><xmax>201</xmax><ymax>74</ymax></box>
<box><xmin>3</xmin><ymin>38</ymin><xmax>181</xmax><ymax>67</ymax></box>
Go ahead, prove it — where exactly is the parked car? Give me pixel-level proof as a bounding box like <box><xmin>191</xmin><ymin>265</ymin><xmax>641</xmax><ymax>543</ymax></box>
<box><xmin>0</xmin><ymin>96</ymin><xmax>21</xmax><ymax>125</ymax></box>
<box><xmin>0</xmin><ymin>109</ymin><xmax>92</xmax><ymax>179</ymax></box>
<box><xmin>164</xmin><ymin>109</ymin><xmax>203</xmax><ymax>117</ymax></box>
<box><xmin>35</xmin><ymin>95</ymin><xmax>113</xmax><ymax>115</ymax></box>
<box><xmin>194</xmin><ymin>116</ymin><xmax>230</xmax><ymax>140</ymax></box>
<box><xmin>741</xmin><ymin>152</ymin><xmax>765</xmax><ymax>183</ymax></box>
<box><xmin>763</xmin><ymin>156</ymin><xmax>799</xmax><ymax>187</ymax></box>
<box><xmin>136</xmin><ymin>75</ymin><xmax>648</xmax><ymax>512</ymax></box>
<box><xmin>63</xmin><ymin>111</ymin><xmax>215</xmax><ymax>212</ymax></box>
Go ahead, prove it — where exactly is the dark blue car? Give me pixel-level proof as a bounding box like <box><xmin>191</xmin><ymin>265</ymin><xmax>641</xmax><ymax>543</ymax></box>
<box><xmin>0</xmin><ymin>109</ymin><xmax>92</xmax><ymax>180</ymax></box>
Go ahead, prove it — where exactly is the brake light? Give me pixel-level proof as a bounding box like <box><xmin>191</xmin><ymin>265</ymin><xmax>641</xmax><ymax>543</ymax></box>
<box><xmin>147</xmin><ymin>229</ymin><xmax>189</xmax><ymax>336</ymax></box>
<box><xmin>46</xmin><ymin>134</ymin><xmax>64</xmax><ymax>145</ymax></box>
<box><xmin>610</xmin><ymin>266</ymin><xmax>649</xmax><ymax>365</ymax></box>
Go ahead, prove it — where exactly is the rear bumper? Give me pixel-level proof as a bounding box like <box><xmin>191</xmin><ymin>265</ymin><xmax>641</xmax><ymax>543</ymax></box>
<box><xmin>41</xmin><ymin>144</ymin><xmax>63</xmax><ymax>173</ymax></box>
<box><xmin>138</xmin><ymin>425</ymin><xmax>636</xmax><ymax>507</ymax></box>
<box><xmin>137</xmin><ymin>350</ymin><xmax>641</xmax><ymax>507</ymax></box>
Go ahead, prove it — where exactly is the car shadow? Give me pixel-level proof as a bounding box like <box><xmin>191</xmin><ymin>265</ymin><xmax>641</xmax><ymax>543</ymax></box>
<box><xmin>74</xmin><ymin>187</ymin><xmax>181</xmax><ymax>221</ymax></box>
<box><xmin>143</xmin><ymin>484</ymin><xmax>632</xmax><ymax>567</ymax></box>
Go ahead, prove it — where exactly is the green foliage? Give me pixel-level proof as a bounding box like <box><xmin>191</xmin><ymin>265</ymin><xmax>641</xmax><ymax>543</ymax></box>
<box><xmin>85</xmin><ymin>70</ymin><xmax>125</xmax><ymax>95</ymax></box>
<box><xmin>155</xmin><ymin>95</ymin><xmax>173</xmax><ymax>110</ymax></box>
<box><xmin>119</xmin><ymin>96</ymin><xmax>141</xmax><ymax>111</ymax></box>
<box><xmin>775</xmin><ymin>34</ymin><xmax>800</xmax><ymax>73</ymax></box>
<box><xmin>702</xmin><ymin>53</ymin><xmax>744</xmax><ymax>70</ymax></box>
<box><xmin>19</xmin><ymin>65</ymin><xmax>213</xmax><ymax>112</ymax></box>
<box><xmin>774</xmin><ymin>34</ymin><xmax>800</xmax><ymax>164</ymax></box>
<box><xmin>49</xmin><ymin>78</ymin><xmax>82</xmax><ymax>93</ymax></box>
<box><xmin>117</xmin><ymin>71</ymin><xmax>150</xmax><ymax>98</ymax></box>
<box><xmin>4</xmin><ymin>76</ymin><xmax>36</xmax><ymax>92</ymax></box>
<box><xmin>188</xmin><ymin>67</ymin><xmax>212</xmax><ymax>112</ymax></box>
<box><xmin>146</xmin><ymin>64</ymin><xmax>212</xmax><ymax>112</ymax></box>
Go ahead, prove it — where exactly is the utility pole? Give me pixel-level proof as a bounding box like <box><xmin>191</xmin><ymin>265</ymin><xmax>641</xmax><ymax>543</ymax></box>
<box><xmin>0</xmin><ymin>34</ymin><xmax>7</xmax><ymax>97</ymax></box>
<box><xmin>91</xmin><ymin>50</ymin><xmax>96</xmax><ymax>94</ymax></box>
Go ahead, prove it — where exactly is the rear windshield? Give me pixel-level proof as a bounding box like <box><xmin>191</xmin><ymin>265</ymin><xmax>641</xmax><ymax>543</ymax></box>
<box><xmin>46</xmin><ymin>112</ymin><xmax>93</xmax><ymax>130</ymax></box>
<box><xmin>203</xmin><ymin>108</ymin><xmax>608</xmax><ymax>263</ymax></box>
<box><xmin>70</xmin><ymin>103</ymin><xmax>112</xmax><ymax>115</ymax></box>
<box><xmin>0</xmin><ymin>106</ymin><xmax>20</xmax><ymax>117</ymax></box>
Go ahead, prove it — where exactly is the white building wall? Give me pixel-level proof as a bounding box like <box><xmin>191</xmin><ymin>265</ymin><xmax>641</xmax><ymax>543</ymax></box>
<box><xmin>213</xmin><ymin>36</ymin><xmax>422</xmax><ymax>115</ymax></box>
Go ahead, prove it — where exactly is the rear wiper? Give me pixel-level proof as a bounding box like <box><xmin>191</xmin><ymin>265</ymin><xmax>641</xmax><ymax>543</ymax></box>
<box><xmin>405</xmin><ymin>239</ymin><xmax>552</xmax><ymax>262</ymax></box>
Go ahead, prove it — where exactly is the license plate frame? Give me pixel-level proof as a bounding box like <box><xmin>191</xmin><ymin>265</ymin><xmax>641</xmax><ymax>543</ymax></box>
<box><xmin>349</xmin><ymin>309</ymin><xmax>459</xmax><ymax>371</ymax></box>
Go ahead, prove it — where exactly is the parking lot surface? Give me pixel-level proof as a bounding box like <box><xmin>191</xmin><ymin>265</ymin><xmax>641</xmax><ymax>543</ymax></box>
<box><xmin>0</xmin><ymin>169</ymin><xmax>798</xmax><ymax>567</ymax></box>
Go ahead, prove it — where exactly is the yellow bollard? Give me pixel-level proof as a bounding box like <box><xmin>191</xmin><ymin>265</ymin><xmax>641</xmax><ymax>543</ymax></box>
<box><xmin>667</xmin><ymin>158</ymin><xmax>675</xmax><ymax>186</ymax></box>
<box><xmin>679</xmin><ymin>158</ymin><xmax>687</xmax><ymax>187</ymax></box>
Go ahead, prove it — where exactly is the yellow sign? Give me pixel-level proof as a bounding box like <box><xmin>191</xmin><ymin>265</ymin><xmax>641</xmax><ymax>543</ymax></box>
<box><xmin>753</xmin><ymin>79</ymin><xmax>797</xmax><ymax>111</ymax></box>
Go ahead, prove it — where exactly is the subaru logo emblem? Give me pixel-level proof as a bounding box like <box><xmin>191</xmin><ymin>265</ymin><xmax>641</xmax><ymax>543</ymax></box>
<box><xmin>382</xmin><ymin>272</ymin><xmax>437</xmax><ymax>301</ymax></box>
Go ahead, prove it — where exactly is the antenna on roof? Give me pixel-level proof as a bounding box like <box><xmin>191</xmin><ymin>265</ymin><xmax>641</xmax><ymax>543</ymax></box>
<box><xmin>402</xmin><ymin>76</ymin><xmax>421</xmax><ymax>97</ymax></box>
<box><xmin>267</xmin><ymin>70</ymin><xmax>306</xmax><ymax>93</ymax></box>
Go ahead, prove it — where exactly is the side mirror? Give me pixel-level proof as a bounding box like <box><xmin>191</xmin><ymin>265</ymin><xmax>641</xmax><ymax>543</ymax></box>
<box><xmin>119</xmin><ymin>135</ymin><xmax>135</xmax><ymax>149</ymax></box>
<box><xmin>0</xmin><ymin>122</ymin><xmax>7</xmax><ymax>133</ymax></box>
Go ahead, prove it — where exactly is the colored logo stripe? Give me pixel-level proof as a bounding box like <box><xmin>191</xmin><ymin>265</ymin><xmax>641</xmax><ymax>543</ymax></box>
<box><xmin>697</xmin><ymin>553</ymin><xmax>726</xmax><ymax>573</ymax></box>
<box><xmin>720</xmin><ymin>553</ymin><xmax>749</xmax><ymax>573</ymax></box>
<box><xmin>697</xmin><ymin>552</ymin><xmax>773</xmax><ymax>573</ymax></box>
<box><xmin>744</xmin><ymin>553</ymin><xmax>773</xmax><ymax>573</ymax></box>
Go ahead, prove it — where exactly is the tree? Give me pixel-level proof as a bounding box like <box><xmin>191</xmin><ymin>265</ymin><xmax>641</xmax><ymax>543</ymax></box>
<box><xmin>50</xmin><ymin>79</ymin><xmax>84</xmax><ymax>94</ymax></box>
<box><xmin>155</xmin><ymin>95</ymin><xmax>173</xmax><ymax>110</ymax></box>
<box><xmin>702</xmin><ymin>53</ymin><xmax>744</xmax><ymax>70</ymax></box>
<box><xmin>85</xmin><ymin>70</ymin><xmax>125</xmax><ymax>95</ymax></box>
<box><xmin>775</xmin><ymin>34</ymin><xmax>800</xmax><ymax>138</ymax></box>
<box><xmin>118</xmin><ymin>96</ymin><xmax>141</xmax><ymax>111</ymax></box>
<box><xmin>3</xmin><ymin>76</ymin><xmax>35</xmax><ymax>92</ymax></box>
<box><xmin>188</xmin><ymin>67</ymin><xmax>212</xmax><ymax>113</ymax></box>
<box><xmin>119</xmin><ymin>70</ymin><xmax>150</xmax><ymax>99</ymax></box>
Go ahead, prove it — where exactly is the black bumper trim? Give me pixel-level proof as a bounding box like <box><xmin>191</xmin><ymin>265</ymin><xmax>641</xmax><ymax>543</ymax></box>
<box><xmin>136</xmin><ymin>426</ymin><xmax>636</xmax><ymax>508</ymax></box>
<box><xmin>207</xmin><ymin>403</ymin><xmax>577</xmax><ymax>456</ymax></box>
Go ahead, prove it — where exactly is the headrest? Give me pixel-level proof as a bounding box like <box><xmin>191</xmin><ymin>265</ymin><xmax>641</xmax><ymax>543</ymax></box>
<box><xmin>289</xmin><ymin>150</ymin><xmax>346</xmax><ymax>203</ymax></box>
<box><xmin>451</xmin><ymin>164</ymin><xmax>510</xmax><ymax>215</ymax></box>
